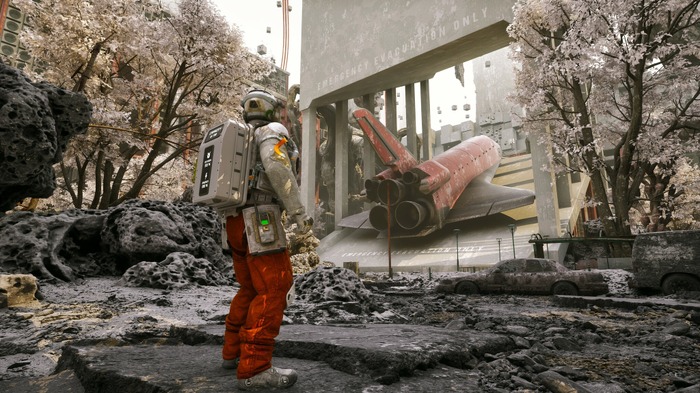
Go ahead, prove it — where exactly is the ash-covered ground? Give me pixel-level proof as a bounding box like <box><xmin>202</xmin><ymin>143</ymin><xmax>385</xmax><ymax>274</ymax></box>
<box><xmin>1</xmin><ymin>268</ymin><xmax>700</xmax><ymax>392</ymax></box>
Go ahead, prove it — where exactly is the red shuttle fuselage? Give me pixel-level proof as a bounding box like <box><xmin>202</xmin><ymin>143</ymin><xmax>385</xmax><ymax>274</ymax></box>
<box><xmin>343</xmin><ymin>109</ymin><xmax>535</xmax><ymax>238</ymax></box>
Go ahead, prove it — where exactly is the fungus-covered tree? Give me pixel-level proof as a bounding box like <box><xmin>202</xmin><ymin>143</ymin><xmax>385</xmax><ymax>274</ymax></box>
<box><xmin>15</xmin><ymin>0</ymin><xmax>270</xmax><ymax>209</ymax></box>
<box><xmin>508</xmin><ymin>0</ymin><xmax>700</xmax><ymax>237</ymax></box>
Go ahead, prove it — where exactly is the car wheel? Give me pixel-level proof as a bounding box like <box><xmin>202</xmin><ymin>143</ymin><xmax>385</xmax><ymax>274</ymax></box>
<box><xmin>661</xmin><ymin>274</ymin><xmax>700</xmax><ymax>295</ymax></box>
<box><xmin>551</xmin><ymin>281</ymin><xmax>578</xmax><ymax>296</ymax></box>
<box><xmin>455</xmin><ymin>281</ymin><xmax>479</xmax><ymax>295</ymax></box>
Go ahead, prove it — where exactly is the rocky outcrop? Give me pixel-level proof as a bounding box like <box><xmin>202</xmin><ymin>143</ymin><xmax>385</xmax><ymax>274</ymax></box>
<box><xmin>0</xmin><ymin>200</ymin><xmax>231</xmax><ymax>283</ymax></box>
<box><xmin>119</xmin><ymin>252</ymin><xmax>230</xmax><ymax>289</ymax></box>
<box><xmin>0</xmin><ymin>61</ymin><xmax>92</xmax><ymax>212</ymax></box>
<box><xmin>101</xmin><ymin>199</ymin><xmax>230</xmax><ymax>272</ymax></box>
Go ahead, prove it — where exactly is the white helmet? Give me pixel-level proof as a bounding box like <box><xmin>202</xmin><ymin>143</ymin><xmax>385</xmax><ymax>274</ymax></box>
<box><xmin>241</xmin><ymin>89</ymin><xmax>280</xmax><ymax>122</ymax></box>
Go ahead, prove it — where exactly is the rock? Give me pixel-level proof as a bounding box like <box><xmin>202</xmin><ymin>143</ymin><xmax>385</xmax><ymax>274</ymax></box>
<box><xmin>663</xmin><ymin>321</ymin><xmax>691</xmax><ymax>336</ymax></box>
<box><xmin>505</xmin><ymin>325</ymin><xmax>530</xmax><ymax>336</ymax></box>
<box><xmin>551</xmin><ymin>365</ymin><xmax>587</xmax><ymax>381</ymax></box>
<box><xmin>0</xmin><ymin>274</ymin><xmax>38</xmax><ymax>306</ymax></box>
<box><xmin>580</xmin><ymin>382</ymin><xmax>626</xmax><ymax>393</ymax></box>
<box><xmin>676</xmin><ymin>384</ymin><xmax>700</xmax><ymax>392</ymax></box>
<box><xmin>102</xmin><ymin>200</ymin><xmax>228</xmax><ymax>270</ymax></box>
<box><xmin>0</xmin><ymin>288</ymin><xmax>7</xmax><ymax>308</ymax></box>
<box><xmin>580</xmin><ymin>331</ymin><xmax>603</xmax><ymax>344</ymax></box>
<box><xmin>506</xmin><ymin>351</ymin><xmax>539</xmax><ymax>368</ymax></box>
<box><xmin>551</xmin><ymin>336</ymin><xmax>582</xmax><ymax>351</ymax></box>
<box><xmin>688</xmin><ymin>311</ymin><xmax>700</xmax><ymax>325</ymax></box>
<box><xmin>0</xmin><ymin>211</ymin><xmax>104</xmax><ymax>281</ymax></box>
<box><xmin>294</xmin><ymin>266</ymin><xmax>373</xmax><ymax>304</ymax></box>
<box><xmin>544</xmin><ymin>327</ymin><xmax>568</xmax><ymax>335</ymax></box>
<box><xmin>474</xmin><ymin>321</ymin><xmax>496</xmax><ymax>330</ymax></box>
<box><xmin>512</xmin><ymin>336</ymin><xmax>530</xmax><ymax>349</ymax></box>
<box><xmin>445</xmin><ymin>319</ymin><xmax>467</xmax><ymax>330</ymax></box>
<box><xmin>119</xmin><ymin>252</ymin><xmax>231</xmax><ymax>289</ymax></box>
<box><xmin>511</xmin><ymin>375</ymin><xmax>538</xmax><ymax>389</ymax></box>
<box><xmin>581</xmin><ymin>321</ymin><xmax>600</xmax><ymax>331</ymax></box>
<box><xmin>0</xmin><ymin>61</ymin><xmax>91</xmax><ymax>212</ymax></box>
<box><xmin>537</xmin><ymin>370</ymin><xmax>595</xmax><ymax>393</ymax></box>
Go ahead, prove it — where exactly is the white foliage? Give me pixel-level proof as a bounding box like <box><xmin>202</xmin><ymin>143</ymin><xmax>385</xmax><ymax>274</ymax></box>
<box><xmin>15</xmin><ymin>0</ymin><xmax>272</xmax><ymax>210</ymax></box>
<box><xmin>508</xmin><ymin>0</ymin><xmax>700</xmax><ymax>231</ymax></box>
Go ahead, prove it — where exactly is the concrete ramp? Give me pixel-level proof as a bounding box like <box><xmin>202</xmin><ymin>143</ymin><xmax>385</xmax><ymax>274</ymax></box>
<box><xmin>318</xmin><ymin>214</ymin><xmax>536</xmax><ymax>272</ymax></box>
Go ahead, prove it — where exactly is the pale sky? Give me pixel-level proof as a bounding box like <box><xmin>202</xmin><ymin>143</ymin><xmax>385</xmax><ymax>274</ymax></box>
<box><xmin>210</xmin><ymin>1</ymin><xmax>475</xmax><ymax>130</ymax></box>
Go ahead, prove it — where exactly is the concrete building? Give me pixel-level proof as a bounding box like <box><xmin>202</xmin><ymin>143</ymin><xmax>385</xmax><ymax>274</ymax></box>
<box><xmin>300</xmin><ymin>1</ymin><xmax>589</xmax><ymax>272</ymax></box>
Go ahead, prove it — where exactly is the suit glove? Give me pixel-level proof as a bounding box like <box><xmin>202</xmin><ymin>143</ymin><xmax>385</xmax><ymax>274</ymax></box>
<box><xmin>293</xmin><ymin>213</ymin><xmax>313</xmax><ymax>234</ymax></box>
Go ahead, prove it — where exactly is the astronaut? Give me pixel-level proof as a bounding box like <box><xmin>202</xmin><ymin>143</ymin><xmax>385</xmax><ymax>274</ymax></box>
<box><xmin>221</xmin><ymin>89</ymin><xmax>312</xmax><ymax>390</ymax></box>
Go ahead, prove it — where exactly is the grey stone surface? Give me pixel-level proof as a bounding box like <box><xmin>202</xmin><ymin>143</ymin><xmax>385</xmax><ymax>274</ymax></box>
<box><xmin>55</xmin><ymin>343</ymin><xmax>483</xmax><ymax>392</ymax></box>
<box><xmin>0</xmin><ymin>210</ymin><xmax>105</xmax><ymax>281</ymax></box>
<box><xmin>170</xmin><ymin>323</ymin><xmax>514</xmax><ymax>385</ymax></box>
<box><xmin>55</xmin><ymin>323</ymin><xmax>510</xmax><ymax>392</ymax></box>
<box><xmin>552</xmin><ymin>294</ymin><xmax>700</xmax><ymax>312</ymax></box>
<box><xmin>0</xmin><ymin>369</ymin><xmax>84</xmax><ymax>393</ymax></box>
<box><xmin>0</xmin><ymin>61</ymin><xmax>91</xmax><ymax>212</ymax></box>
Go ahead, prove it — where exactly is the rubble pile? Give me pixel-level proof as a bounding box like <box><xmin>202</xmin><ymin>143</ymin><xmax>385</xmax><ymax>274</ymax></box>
<box><xmin>286</xmin><ymin>267</ymin><xmax>379</xmax><ymax>324</ymax></box>
<box><xmin>294</xmin><ymin>266</ymin><xmax>373</xmax><ymax>304</ymax></box>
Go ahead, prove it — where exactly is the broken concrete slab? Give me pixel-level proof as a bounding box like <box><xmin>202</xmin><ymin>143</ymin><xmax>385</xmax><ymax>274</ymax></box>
<box><xmin>170</xmin><ymin>323</ymin><xmax>514</xmax><ymax>385</ymax></box>
<box><xmin>56</xmin><ymin>344</ymin><xmax>483</xmax><ymax>392</ymax></box>
<box><xmin>0</xmin><ymin>274</ymin><xmax>39</xmax><ymax>307</ymax></box>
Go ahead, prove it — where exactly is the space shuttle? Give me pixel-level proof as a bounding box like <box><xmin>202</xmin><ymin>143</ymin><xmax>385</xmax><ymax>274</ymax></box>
<box><xmin>338</xmin><ymin>108</ymin><xmax>535</xmax><ymax>238</ymax></box>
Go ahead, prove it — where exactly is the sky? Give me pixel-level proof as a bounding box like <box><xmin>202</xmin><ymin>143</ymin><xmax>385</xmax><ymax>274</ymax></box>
<box><xmin>210</xmin><ymin>1</ymin><xmax>476</xmax><ymax>130</ymax></box>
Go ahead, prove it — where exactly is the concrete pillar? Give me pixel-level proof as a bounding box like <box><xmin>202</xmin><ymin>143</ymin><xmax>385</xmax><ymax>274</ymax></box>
<box><xmin>405</xmin><ymin>83</ymin><xmax>418</xmax><ymax>158</ymax></box>
<box><xmin>300</xmin><ymin>106</ymin><xmax>317</xmax><ymax>217</ymax></box>
<box><xmin>385</xmin><ymin>88</ymin><xmax>397</xmax><ymax>135</ymax></box>
<box><xmin>529</xmin><ymin>131</ymin><xmax>561</xmax><ymax>238</ymax></box>
<box><xmin>556</xmin><ymin>172</ymin><xmax>572</xmax><ymax>208</ymax></box>
<box><xmin>334</xmin><ymin>100</ymin><xmax>349</xmax><ymax>226</ymax></box>
<box><xmin>420</xmin><ymin>80</ymin><xmax>432</xmax><ymax>161</ymax></box>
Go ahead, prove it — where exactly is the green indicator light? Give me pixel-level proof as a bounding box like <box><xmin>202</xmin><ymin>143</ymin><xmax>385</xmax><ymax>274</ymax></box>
<box><xmin>260</xmin><ymin>219</ymin><xmax>269</xmax><ymax>225</ymax></box>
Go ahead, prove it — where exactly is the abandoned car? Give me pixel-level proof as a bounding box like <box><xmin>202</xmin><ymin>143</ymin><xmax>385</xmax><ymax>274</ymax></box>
<box><xmin>435</xmin><ymin>258</ymin><xmax>609</xmax><ymax>296</ymax></box>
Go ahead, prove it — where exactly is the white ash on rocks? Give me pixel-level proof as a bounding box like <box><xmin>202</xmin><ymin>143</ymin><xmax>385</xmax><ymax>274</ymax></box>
<box><xmin>119</xmin><ymin>252</ymin><xmax>231</xmax><ymax>289</ymax></box>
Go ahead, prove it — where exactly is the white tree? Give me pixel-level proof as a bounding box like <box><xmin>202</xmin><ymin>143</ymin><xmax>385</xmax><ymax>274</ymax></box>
<box><xmin>15</xmin><ymin>0</ymin><xmax>271</xmax><ymax>209</ymax></box>
<box><xmin>508</xmin><ymin>0</ymin><xmax>700</xmax><ymax>238</ymax></box>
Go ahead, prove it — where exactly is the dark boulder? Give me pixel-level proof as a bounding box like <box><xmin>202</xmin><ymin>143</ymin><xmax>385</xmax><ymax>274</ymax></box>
<box><xmin>0</xmin><ymin>61</ymin><xmax>91</xmax><ymax>212</ymax></box>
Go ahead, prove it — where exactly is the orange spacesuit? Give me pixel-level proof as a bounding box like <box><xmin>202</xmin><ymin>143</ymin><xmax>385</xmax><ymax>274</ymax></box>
<box><xmin>221</xmin><ymin>89</ymin><xmax>312</xmax><ymax>391</ymax></box>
